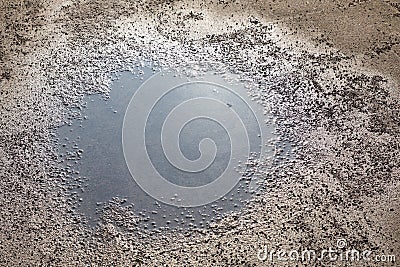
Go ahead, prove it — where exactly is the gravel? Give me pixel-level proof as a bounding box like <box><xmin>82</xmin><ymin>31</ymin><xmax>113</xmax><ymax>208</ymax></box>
<box><xmin>0</xmin><ymin>0</ymin><xmax>399</xmax><ymax>266</ymax></box>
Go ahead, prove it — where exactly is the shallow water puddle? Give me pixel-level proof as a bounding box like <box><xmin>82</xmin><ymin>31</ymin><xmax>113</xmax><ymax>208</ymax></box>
<box><xmin>57</xmin><ymin>67</ymin><xmax>280</xmax><ymax>230</ymax></box>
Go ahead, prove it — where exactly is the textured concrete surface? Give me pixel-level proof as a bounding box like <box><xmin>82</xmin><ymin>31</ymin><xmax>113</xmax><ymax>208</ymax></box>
<box><xmin>0</xmin><ymin>0</ymin><xmax>399</xmax><ymax>266</ymax></box>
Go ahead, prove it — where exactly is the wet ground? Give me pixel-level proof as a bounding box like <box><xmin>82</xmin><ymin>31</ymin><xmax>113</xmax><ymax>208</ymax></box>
<box><xmin>56</xmin><ymin>67</ymin><xmax>279</xmax><ymax>230</ymax></box>
<box><xmin>0</xmin><ymin>0</ymin><xmax>399</xmax><ymax>266</ymax></box>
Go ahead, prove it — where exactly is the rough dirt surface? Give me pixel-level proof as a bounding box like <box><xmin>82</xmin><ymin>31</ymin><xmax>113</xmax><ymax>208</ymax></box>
<box><xmin>0</xmin><ymin>0</ymin><xmax>399</xmax><ymax>266</ymax></box>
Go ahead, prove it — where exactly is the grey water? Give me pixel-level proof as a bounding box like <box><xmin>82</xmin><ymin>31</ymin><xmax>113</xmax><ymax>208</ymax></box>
<box><xmin>57</xmin><ymin>67</ymin><xmax>283</xmax><ymax>231</ymax></box>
